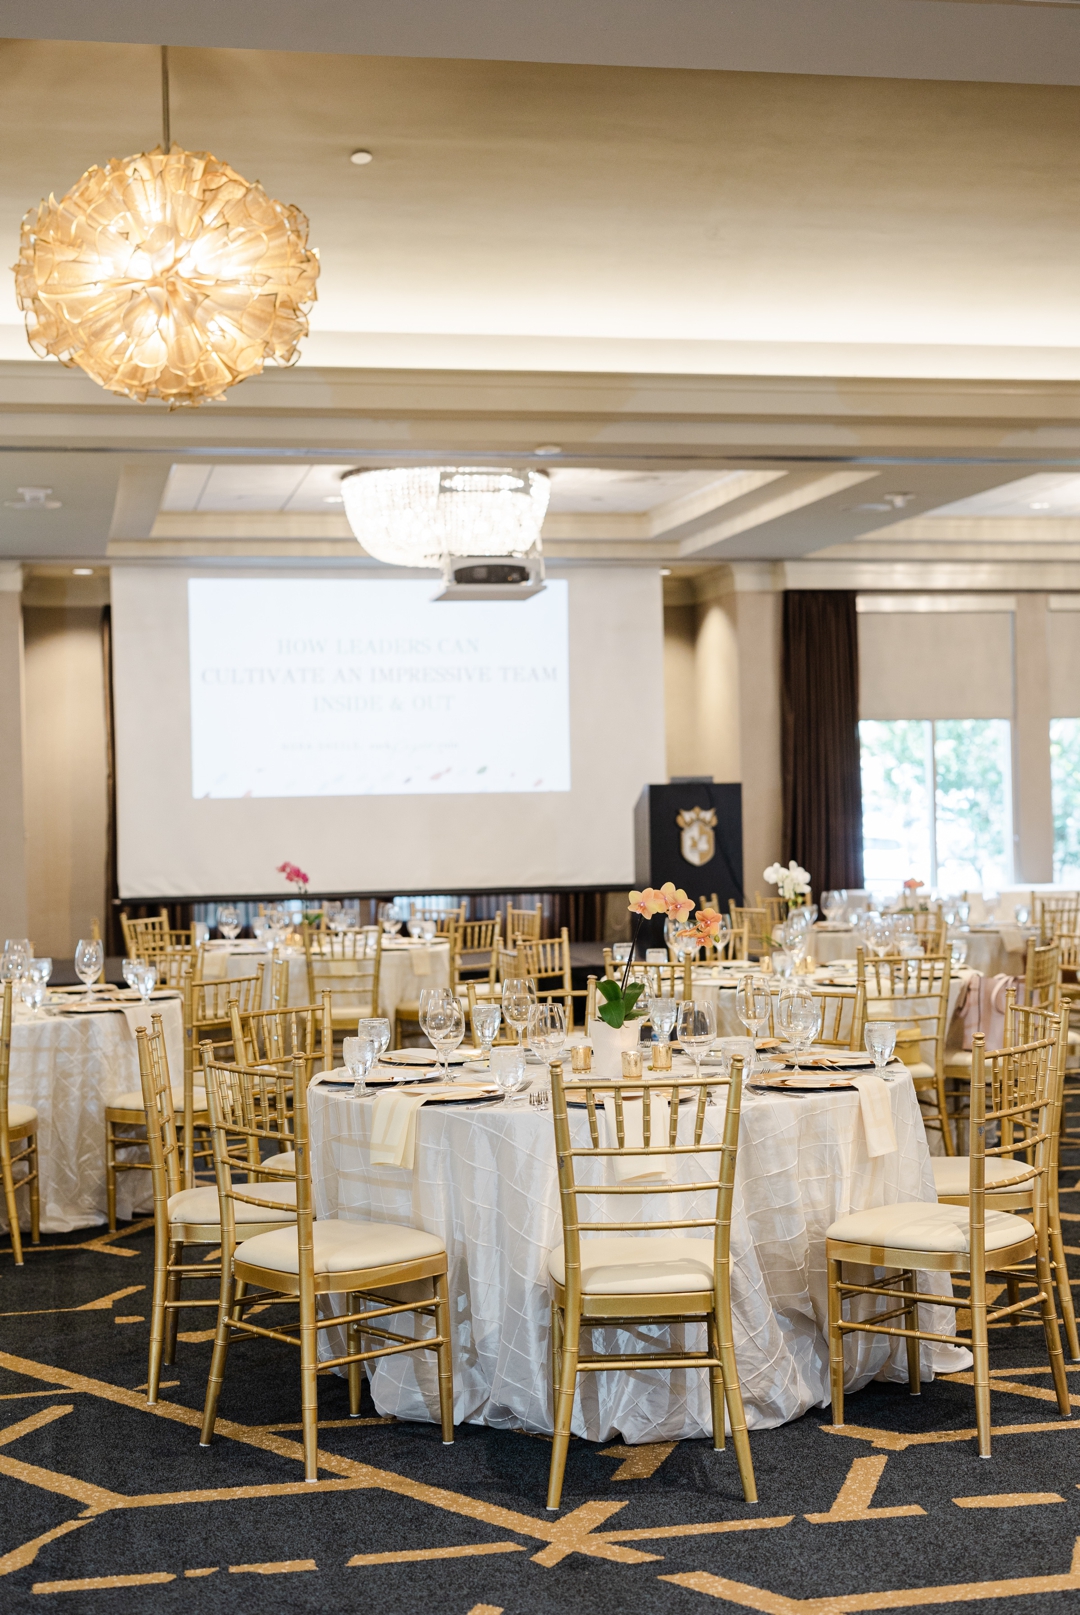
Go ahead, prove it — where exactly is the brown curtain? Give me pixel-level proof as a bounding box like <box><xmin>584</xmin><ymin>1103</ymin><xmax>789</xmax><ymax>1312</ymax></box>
<box><xmin>781</xmin><ymin>591</ymin><xmax>864</xmax><ymax>894</ymax></box>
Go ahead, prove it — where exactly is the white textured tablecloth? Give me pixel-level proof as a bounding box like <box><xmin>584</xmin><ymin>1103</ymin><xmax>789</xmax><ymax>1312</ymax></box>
<box><xmin>2</xmin><ymin>993</ymin><xmax>185</xmax><ymax>1233</ymax></box>
<box><xmin>309</xmin><ymin>1069</ymin><xmax>960</xmax><ymax>1442</ymax></box>
<box><xmin>200</xmin><ymin>940</ymin><xmax>450</xmax><ymax>1023</ymax></box>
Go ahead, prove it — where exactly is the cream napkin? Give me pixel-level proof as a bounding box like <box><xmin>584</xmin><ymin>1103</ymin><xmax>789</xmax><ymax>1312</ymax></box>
<box><xmin>411</xmin><ymin>948</ymin><xmax>432</xmax><ymax>978</ymax></box>
<box><xmin>853</xmin><ymin>1073</ymin><xmax>897</xmax><ymax>1157</ymax></box>
<box><xmin>370</xmin><ymin>1087</ymin><xmax>429</xmax><ymax>1168</ymax></box>
<box><xmin>603</xmin><ymin>1091</ymin><xmax>674</xmax><ymax>1183</ymax></box>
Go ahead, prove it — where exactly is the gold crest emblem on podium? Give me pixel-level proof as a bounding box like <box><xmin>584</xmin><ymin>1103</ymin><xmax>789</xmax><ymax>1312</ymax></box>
<box><xmin>676</xmin><ymin>805</ymin><xmax>717</xmax><ymax>867</ymax></box>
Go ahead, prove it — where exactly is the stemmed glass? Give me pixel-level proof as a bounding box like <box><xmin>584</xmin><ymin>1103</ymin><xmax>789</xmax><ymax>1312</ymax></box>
<box><xmin>251</xmin><ymin>914</ymin><xmax>271</xmax><ymax>946</ymax></box>
<box><xmin>357</xmin><ymin>1016</ymin><xmax>391</xmax><ymax>1071</ymax></box>
<box><xmin>217</xmin><ymin>904</ymin><xmax>242</xmax><ymax>941</ymax></box>
<box><xmin>665</xmin><ymin>917</ymin><xmax>698</xmax><ymax>963</ymax></box>
<box><xmin>776</xmin><ymin>984</ymin><xmax>818</xmax><ymax>1059</ymax></box>
<box><xmin>379</xmin><ymin>902</ymin><xmax>405</xmax><ymax>937</ymax></box>
<box><xmin>501</xmin><ymin>978</ymin><xmax>537</xmax><ymax>1045</ymax></box>
<box><xmin>647</xmin><ymin>994</ymin><xmax>678</xmax><ymax>1050</ymax></box>
<box><xmin>490</xmin><ymin>1045</ymin><xmax>530</xmax><ymax>1106</ymax></box>
<box><xmin>74</xmin><ymin>937</ymin><xmax>104</xmax><ymax>999</ymax></box>
<box><xmin>1</xmin><ymin>940</ymin><xmax>29</xmax><ymax>989</ymax></box>
<box><xmin>135</xmin><ymin>961</ymin><xmax>157</xmax><ymax>1003</ymax></box>
<box><xmin>864</xmin><ymin>1021</ymin><xmax>897</xmax><ymax>1075</ymax></box>
<box><xmin>122</xmin><ymin>958</ymin><xmax>140</xmax><ymax>990</ymax></box>
<box><xmin>821</xmin><ymin>890</ymin><xmax>844</xmax><ymax>922</ymax></box>
<box><xmin>471</xmin><ymin>1002</ymin><xmax>502</xmax><ymax>1060</ymax></box>
<box><xmin>677</xmin><ymin>999</ymin><xmax>716</xmax><ymax>1082</ymax></box>
<box><xmin>343</xmin><ymin>1034</ymin><xmax>376</xmax><ymax>1095</ymax></box>
<box><xmin>419</xmin><ymin>987</ymin><xmax>465</xmax><ymax>1078</ymax></box>
<box><xmin>735</xmin><ymin>973</ymin><xmax>772</xmax><ymax>1047</ymax></box>
<box><xmin>528</xmin><ymin>1002</ymin><xmax>566</xmax><ymax>1067</ymax></box>
<box><xmin>21</xmin><ymin>957</ymin><xmax>51</xmax><ymax>1015</ymax></box>
<box><xmin>950</xmin><ymin>937</ymin><xmax>969</xmax><ymax>970</ymax></box>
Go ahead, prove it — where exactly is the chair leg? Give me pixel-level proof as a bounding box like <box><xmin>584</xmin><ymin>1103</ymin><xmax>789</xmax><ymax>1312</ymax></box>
<box><xmin>105</xmin><ymin>1119</ymin><xmax>117</xmax><ymax>1234</ymax></box>
<box><xmin>432</xmin><ymin>1271</ymin><xmax>455</xmax><ymax>1444</ymax></box>
<box><xmin>163</xmin><ymin>1241</ymin><xmax>183</xmax><ymax>1364</ymax></box>
<box><xmin>1049</xmin><ymin>1188</ymin><xmax>1080</xmax><ymax>1361</ymax></box>
<box><xmin>2</xmin><ymin>1146</ymin><xmax>23</xmax><ymax>1266</ymax></box>
<box><xmin>715</xmin><ymin>1293</ymin><xmax>756</xmax><ymax>1503</ymax></box>
<box><xmin>147</xmin><ymin>1224</ymin><xmax>171</xmax><ymax>1404</ymax></box>
<box><xmin>1005</xmin><ymin>1274</ymin><xmax>1022</xmax><ymax>1325</ymax></box>
<box><xmin>706</xmin><ymin>1310</ymin><xmax>725</xmax><ymax>1450</ymax></box>
<box><xmin>200</xmin><ymin>1268</ymin><xmax>235</xmax><ymax>1447</ymax></box>
<box><xmin>299</xmin><ymin>1282</ymin><xmax>320</xmax><ymax>1483</ymax></box>
<box><xmin>936</xmin><ymin>1072</ymin><xmax>955</xmax><ymax>1155</ymax></box>
<box><xmin>970</xmin><ymin>1262</ymin><xmax>991</xmax><ymax>1458</ymax></box>
<box><xmin>550</xmin><ymin>1300</ymin><xmax>563</xmax><ymax>1399</ymax></box>
<box><xmin>827</xmin><ymin>1255</ymin><xmax>845</xmax><ymax>1426</ymax></box>
<box><xmin>546</xmin><ymin>1306</ymin><xmax>580</xmax><ymax>1511</ymax></box>
<box><xmin>900</xmin><ymin>1269</ymin><xmax>922</xmax><ymax>1395</ymax></box>
<box><xmin>25</xmin><ymin>1136</ymin><xmax>39</xmax><ymax>1245</ymax></box>
<box><xmin>347</xmin><ymin>1294</ymin><xmax>363</xmax><ymax>1419</ymax></box>
<box><xmin>1034</xmin><ymin>1235</ymin><xmax>1072</xmax><ymax>1417</ymax></box>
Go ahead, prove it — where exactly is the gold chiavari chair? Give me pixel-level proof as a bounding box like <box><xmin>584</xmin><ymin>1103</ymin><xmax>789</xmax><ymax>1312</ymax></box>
<box><xmin>189</xmin><ymin>965</ymin><xmax>266</xmax><ymax>1064</ymax></box>
<box><xmin>603</xmin><ymin>950</ymin><xmax>692</xmax><ymax>1002</ymax></box>
<box><xmin>466</xmin><ymin>980</ymin><xmax>517</xmax><ymax>1044</ymax></box>
<box><xmin>199</xmin><ymin>1057</ymin><xmax>454</xmax><ymax>1478</ymax></box>
<box><xmin>809</xmin><ymin>981</ymin><xmax>868</xmax><ymax>1050</ymax></box>
<box><xmin>411</xmin><ymin>902</ymin><xmax>466</xmax><ymax>935</ymax></box>
<box><xmin>505</xmin><ymin>902</ymin><xmax>543</xmax><ymax>943</ymax></box>
<box><xmin>911</xmin><ymin>910</ymin><xmax>948</xmax><ymax>954</ymax></box>
<box><xmin>228</xmin><ymin>995</ymin><xmax>333</xmax><ymax>1079</ymax></box>
<box><xmin>545</xmin><ymin>1056</ymin><xmax>756</xmax><ymax>1510</ymax></box>
<box><xmin>518</xmin><ymin>928</ymin><xmax>575</xmax><ymax>1022</ymax></box>
<box><xmin>826</xmin><ymin>1023</ymin><xmax>1071</xmax><ymax>1456</ymax></box>
<box><xmin>302</xmin><ymin>925</ymin><xmax>382</xmax><ymax>1041</ymax></box>
<box><xmin>729</xmin><ymin>903</ymin><xmax>771</xmax><ymax>960</ymax></box>
<box><xmin>861</xmin><ymin>950</ymin><xmax>954</xmax><ymax>1154</ymax></box>
<box><xmin>137</xmin><ymin>1021</ymin><xmax>296</xmax><ymax>1403</ymax></box>
<box><xmin>1038</xmin><ymin>894</ymin><xmax>1080</xmax><ymax>941</ymax></box>
<box><xmin>394</xmin><ymin>921</ymin><xmax>455</xmax><ymax>1047</ymax></box>
<box><xmin>754</xmin><ymin>894</ymin><xmax>788</xmax><ymax>935</ymax></box>
<box><xmin>1025</xmin><ymin>937</ymin><xmax>1061</xmax><ymax>1010</ymax></box>
<box><xmin>699</xmin><ymin>891</ymin><xmax>720</xmax><ymax>912</ymax></box>
<box><xmin>0</xmin><ymin>981</ymin><xmax>39</xmax><ymax>1265</ymax></box>
<box><xmin>932</xmin><ymin>992</ymin><xmax>1079</xmax><ymax>1362</ymax></box>
<box><xmin>450</xmin><ymin>918</ymin><xmax>501</xmax><ymax>998</ymax></box>
<box><xmin>122</xmin><ymin>910</ymin><xmax>196</xmax><ymax>960</ymax></box>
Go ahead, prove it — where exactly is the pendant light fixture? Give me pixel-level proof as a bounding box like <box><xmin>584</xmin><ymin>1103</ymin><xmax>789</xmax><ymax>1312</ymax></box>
<box><xmin>13</xmin><ymin>47</ymin><xmax>319</xmax><ymax>406</ymax></box>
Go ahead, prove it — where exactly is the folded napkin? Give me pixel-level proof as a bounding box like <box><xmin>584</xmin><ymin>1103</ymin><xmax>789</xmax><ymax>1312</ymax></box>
<box><xmin>853</xmin><ymin>1073</ymin><xmax>897</xmax><ymax>1157</ymax></box>
<box><xmin>369</xmin><ymin>1087</ymin><xmax>430</xmax><ymax>1169</ymax></box>
<box><xmin>603</xmin><ymin>1091</ymin><xmax>674</xmax><ymax>1183</ymax></box>
<box><xmin>411</xmin><ymin>948</ymin><xmax>432</xmax><ymax>977</ymax></box>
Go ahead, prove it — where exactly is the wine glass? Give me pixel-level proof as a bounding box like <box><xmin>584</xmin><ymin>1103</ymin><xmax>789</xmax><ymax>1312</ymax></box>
<box><xmin>950</xmin><ymin>937</ymin><xmax>969</xmax><ymax>969</ymax></box>
<box><xmin>420</xmin><ymin>919</ymin><xmax>437</xmax><ymax>942</ymax></box>
<box><xmin>357</xmin><ymin>1016</ymin><xmax>391</xmax><ymax>1070</ymax></box>
<box><xmin>134</xmin><ymin>961</ymin><xmax>157</xmax><ymax>1003</ymax></box>
<box><xmin>251</xmin><ymin>913</ymin><xmax>270</xmax><ymax>945</ymax></box>
<box><xmin>776</xmin><ymin>985</ymin><xmax>818</xmax><ymax>1058</ymax></box>
<box><xmin>217</xmin><ymin>904</ymin><xmax>242</xmax><ymax>941</ymax></box>
<box><xmin>735</xmin><ymin>973</ymin><xmax>772</xmax><ymax>1044</ymax></box>
<box><xmin>821</xmin><ymin>890</ymin><xmax>843</xmax><ymax>922</ymax></box>
<box><xmin>343</xmin><ymin>1034</ymin><xmax>376</xmax><ymax>1095</ymax></box>
<box><xmin>677</xmin><ymin>999</ymin><xmax>716</xmax><ymax>1082</ymax></box>
<box><xmin>528</xmin><ymin>1002</ymin><xmax>567</xmax><ymax>1066</ymax></box>
<box><xmin>21</xmin><ymin>957</ymin><xmax>50</xmax><ymax>1015</ymax></box>
<box><xmin>122</xmin><ymin>957</ymin><xmax>140</xmax><ymax>990</ymax></box>
<box><xmin>419</xmin><ymin>987</ymin><xmax>465</xmax><ymax>1078</ymax></box>
<box><xmin>501</xmin><ymin>978</ymin><xmax>537</xmax><ymax>1045</ymax></box>
<box><xmin>647</xmin><ymin>995</ymin><xmax>678</xmax><ymax>1047</ymax></box>
<box><xmin>1</xmin><ymin>939</ymin><xmax>29</xmax><ymax>987</ymax></box>
<box><xmin>74</xmin><ymin>937</ymin><xmax>104</xmax><ymax>998</ymax></box>
<box><xmin>490</xmin><ymin>1044</ymin><xmax>529</xmax><ymax>1105</ymax></box>
<box><xmin>864</xmin><ymin>1021</ymin><xmax>897</xmax><ymax>1074</ymax></box>
<box><xmin>471</xmin><ymin>1002</ymin><xmax>502</xmax><ymax>1059</ymax></box>
<box><xmin>379</xmin><ymin>901</ymin><xmax>404</xmax><ymax>937</ymax></box>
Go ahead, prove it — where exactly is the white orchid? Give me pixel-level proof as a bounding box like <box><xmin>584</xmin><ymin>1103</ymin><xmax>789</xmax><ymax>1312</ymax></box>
<box><xmin>763</xmin><ymin>860</ymin><xmax>813</xmax><ymax>903</ymax></box>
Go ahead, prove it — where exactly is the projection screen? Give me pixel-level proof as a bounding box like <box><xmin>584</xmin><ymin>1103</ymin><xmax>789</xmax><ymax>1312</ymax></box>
<box><xmin>111</xmin><ymin>566</ymin><xmax>666</xmax><ymax>896</ymax></box>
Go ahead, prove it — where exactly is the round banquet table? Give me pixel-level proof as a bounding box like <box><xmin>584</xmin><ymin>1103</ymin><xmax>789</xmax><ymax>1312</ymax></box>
<box><xmin>199</xmin><ymin>937</ymin><xmax>450</xmax><ymax>1023</ymax></box>
<box><xmin>1</xmin><ymin>990</ymin><xmax>185</xmax><ymax>1233</ymax></box>
<box><xmin>308</xmin><ymin>1066</ymin><xmax>963</xmax><ymax>1444</ymax></box>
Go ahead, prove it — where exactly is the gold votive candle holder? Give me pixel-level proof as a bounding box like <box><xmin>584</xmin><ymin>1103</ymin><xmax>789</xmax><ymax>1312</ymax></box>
<box><xmin>571</xmin><ymin>1045</ymin><xmax>592</xmax><ymax>1074</ymax></box>
<box><xmin>621</xmin><ymin>1049</ymin><xmax>643</xmax><ymax>1079</ymax></box>
<box><xmin>649</xmin><ymin>1042</ymin><xmax>672</xmax><ymax>1071</ymax></box>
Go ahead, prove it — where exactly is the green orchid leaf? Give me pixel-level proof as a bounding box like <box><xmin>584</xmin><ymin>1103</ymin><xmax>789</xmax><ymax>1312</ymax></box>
<box><xmin>598</xmin><ymin>999</ymin><xmax>626</xmax><ymax>1028</ymax></box>
<box><xmin>598</xmin><ymin>979</ymin><xmax>621</xmax><ymax>1003</ymax></box>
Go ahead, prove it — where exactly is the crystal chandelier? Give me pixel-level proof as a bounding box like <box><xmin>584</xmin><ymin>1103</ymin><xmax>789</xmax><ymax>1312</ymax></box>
<box><xmin>340</xmin><ymin>467</ymin><xmax>550</xmax><ymax>568</ymax></box>
<box><xmin>13</xmin><ymin>50</ymin><xmax>319</xmax><ymax>407</ymax></box>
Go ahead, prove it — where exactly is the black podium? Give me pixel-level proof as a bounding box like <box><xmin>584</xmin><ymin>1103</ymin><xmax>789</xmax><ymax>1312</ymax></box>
<box><xmin>634</xmin><ymin>784</ymin><xmax>744</xmax><ymax>921</ymax></box>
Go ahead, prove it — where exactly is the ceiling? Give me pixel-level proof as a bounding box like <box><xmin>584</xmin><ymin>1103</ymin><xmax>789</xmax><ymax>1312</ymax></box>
<box><xmin>0</xmin><ymin>37</ymin><xmax>1079</xmax><ymax>583</ymax></box>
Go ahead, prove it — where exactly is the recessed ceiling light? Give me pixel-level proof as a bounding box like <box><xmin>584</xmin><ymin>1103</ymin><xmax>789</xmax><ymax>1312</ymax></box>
<box><xmin>323</xmin><ymin>494</ymin><xmax>344</xmax><ymax>504</ymax></box>
<box><xmin>350</xmin><ymin>149</ymin><xmax>374</xmax><ymax>166</ymax></box>
<box><xmin>5</xmin><ymin>485</ymin><xmax>61</xmax><ymax>509</ymax></box>
<box><xmin>1030</xmin><ymin>501</ymin><xmax>1051</xmax><ymax>510</ymax></box>
<box><xmin>533</xmin><ymin>445</ymin><xmax>562</xmax><ymax>457</ymax></box>
<box><xmin>72</xmin><ymin>567</ymin><xmax>93</xmax><ymax>575</ymax></box>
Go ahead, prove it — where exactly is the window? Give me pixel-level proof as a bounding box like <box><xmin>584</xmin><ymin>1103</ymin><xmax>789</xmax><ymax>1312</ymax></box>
<box><xmin>1051</xmin><ymin>718</ymin><xmax>1080</xmax><ymax>882</ymax></box>
<box><xmin>859</xmin><ymin>719</ymin><xmax>1012</xmax><ymax>892</ymax></box>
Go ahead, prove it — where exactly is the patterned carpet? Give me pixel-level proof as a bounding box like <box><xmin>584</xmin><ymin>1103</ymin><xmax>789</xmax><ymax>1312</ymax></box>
<box><xmin>3</xmin><ymin>1199</ymin><xmax>1080</xmax><ymax>1615</ymax></box>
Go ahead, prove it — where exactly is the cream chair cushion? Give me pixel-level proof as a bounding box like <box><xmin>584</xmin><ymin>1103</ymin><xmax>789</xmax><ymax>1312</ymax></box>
<box><xmin>827</xmin><ymin>1200</ymin><xmax>1033</xmax><ymax>1255</ymax></box>
<box><xmin>236</xmin><ymin>1217</ymin><xmax>444</xmax><ymax>1275</ymax></box>
<box><xmin>167</xmin><ymin>1180</ymin><xmax>297</xmax><ymax>1225</ymax></box>
<box><xmin>905</xmin><ymin>1061</ymin><xmax>936</xmax><ymax>1083</ymax></box>
<box><xmin>548</xmin><ymin>1236</ymin><xmax>715</xmax><ymax>1295</ymax></box>
<box><xmin>7</xmin><ymin>1103</ymin><xmax>37</xmax><ymax>1132</ymax></box>
<box><xmin>931</xmin><ymin>1156</ymin><xmax>1030</xmax><ymax>1198</ymax></box>
<box><xmin>261</xmin><ymin>1149</ymin><xmax>295</xmax><ymax>1175</ymax></box>
<box><xmin>944</xmin><ymin>1050</ymin><xmax>973</xmax><ymax>1071</ymax></box>
<box><xmin>107</xmin><ymin>1086</ymin><xmax>207</xmax><ymax>1114</ymax></box>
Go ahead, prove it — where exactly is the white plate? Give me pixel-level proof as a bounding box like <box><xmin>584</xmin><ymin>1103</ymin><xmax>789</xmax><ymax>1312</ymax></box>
<box><xmin>379</xmin><ymin>1047</ymin><xmax>479</xmax><ymax>1066</ymax></box>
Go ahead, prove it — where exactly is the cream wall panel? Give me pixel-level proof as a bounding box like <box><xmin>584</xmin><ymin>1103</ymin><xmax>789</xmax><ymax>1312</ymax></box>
<box><xmin>1049</xmin><ymin>610</ymin><xmax>1080</xmax><ymax>717</ymax></box>
<box><xmin>23</xmin><ymin>607</ymin><xmax>109</xmax><ymax>957</ymax></box>
<box><xmin>859</xmin><ymin>611</ymin><xmax>1013</xmax><ymax>720</ymax></box>
<box><xmin>694</xmin><ymin>598</ymin><xmax>741</xmax><ymax>784</ymax></box>
<box><xmin>663</xmin><ymin>603</ymin><xmax>698</xmax><ymax>779</ymax></box>
<box><xmin>0</xmin><ymin>575</ymin><xmax>27</xmax><ymax>939</ymax></box>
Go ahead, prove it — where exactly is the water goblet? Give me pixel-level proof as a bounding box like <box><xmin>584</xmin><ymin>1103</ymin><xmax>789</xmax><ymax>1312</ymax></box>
<box><xmin>821</xmin><ymin>890</ymin><xmax>843</xmax><ymax>922</ymax></box>
<box><xmin>74</xmin><ymin>937</ymin><xmax>104</xmax><ymax>998</ymax></box>
<box><xmin>343</xmin><ymin>1034</ymin><xmax>376</xmax><ymax>1096</ymax></box>
<box><xmin>864</xmin><ymin>1021</ymin><xmax>898</xmax><ymax>1074</ymax></box>
<box><xmin>357</xmin><ymin>1016</ymin><xmax>391</xmax><ymax>1070</ymax></box>
<box><xmin>471</xmin><ymin>1002</ymin><xmax>502</xmax><ymax>1059</ymax></box>
<box><xmin>217</xmin><ymin>904</ymin><xmax>242</xmax><ymax>941</ymax></box>
<box><xmin>501</xmin><ymin>978</ymin><xmax>536</xmax><ymax>1045</ymax></box>
<box><xmin>122</xmin><ymin>957</ymin><xmax>140</xmax><ymax>990</ymax></box>
<box><xmin>527</xmin><ymin>1001</ymin><xmax>566</xmax><ymax>1066</ymax></box>
<box><xmin>735</xmin><ymin>973</ymin><xmax>772</xmax><ymax>1043</ymax></box>
<box><xmin>775</xmin><ymin>985</ymin><xmax>818</xmax><ymax>1059</ymax></box>
<box><xmin>677</xmin><ymin>999</ymin><xmax>716</xmax><ymax>1082</ymax></box>
<box><xmin>647</xmin><ymin>994</ymin><xmax>678</xmax><ymax>1049</ymax></box>
<box><xmin>490</xmin><ymin>1045</ymin><xmax>529</xmax><ymax>1106</ymax></box>
<box><xmin>1</xmin><ymin>939</ymin><xmax>29</xmax><ymax>987</ymax></box>
<box><xmin>419</xmin><ymin>987</ymin><xmax>465</xmax><ymax>1078</ymax></box>
<box><xmin>379</xmin><ymin>902</ymin><xmax>404</xmax><ymax>937</ymax></box>
<box><xmin>1015</xmin><ymin>905</ymin><xmax>1030</xmax><ymax>927</ymax></box>
<box><xmin>135</xmin><ymin>962</ymin><xmax>157</xmax><ymax>1003</ymax></box>
<box><xmin>950</xmin><ymin>937</ymin><xmax>969</xmax><ymax>969</ymax></box>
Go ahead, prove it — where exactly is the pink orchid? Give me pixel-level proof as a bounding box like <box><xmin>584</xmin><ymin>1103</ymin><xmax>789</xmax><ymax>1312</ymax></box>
<box><xmin>690</xmin><ymin>906</ymin><xmax>724</xmax><ymax>942</ymax></box>
<box><xmin>628</xmin><ymin>887</ymin><xmax>668</xmax><ymax>919</ymax></box>
<box><xmin>660</xmin><ymin>882</ymin><xmax>695</xmax><ymax>922</ymax></box>
<box><xmin>276</xmin><ymin>861</ymin><xmax>310</xmax><ymax>890</ymax></box>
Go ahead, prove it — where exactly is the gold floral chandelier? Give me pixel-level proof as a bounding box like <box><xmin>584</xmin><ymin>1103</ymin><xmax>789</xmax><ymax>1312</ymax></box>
<box><xmin>13</xmin><ymin>48</ymin><xmax>319</xmax><ymax>406</ymax></box>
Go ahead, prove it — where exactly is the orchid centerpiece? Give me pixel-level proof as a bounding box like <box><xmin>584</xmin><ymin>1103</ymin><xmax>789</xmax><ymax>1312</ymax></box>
<box><xmin>598</xmin><ymin>881</ymin><xmax>700</xmax><ymax>1027</ymax></box>
<box><xmin>763</xmin><ymin>860</ymin><xmax>812</xmax><ymax>905</ymax></box>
